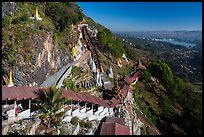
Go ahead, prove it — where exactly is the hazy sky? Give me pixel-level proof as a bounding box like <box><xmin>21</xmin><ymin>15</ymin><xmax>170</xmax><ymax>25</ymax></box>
<box><xmin>77</xmin><ymin>2</ymin><xmax>202</xmax><ymax>32</ymax></box>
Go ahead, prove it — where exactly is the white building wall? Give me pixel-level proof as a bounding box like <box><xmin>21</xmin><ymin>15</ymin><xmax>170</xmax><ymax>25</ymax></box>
<box><xmin>7</xmin><ymin>108</ymin><xmax>15</xmax><ymax>121</ymax></box>
<box><xmin>99</xmin><ymin>108</ymin><xmax>109</xmax><ymax>116</ymax></box>
<box><xmin>65</xmin><ymin>109</ymin><xmax>72</xmax><ymax>116</ymax></box>
<box><xmin>72</xmin><ymin>108</ymin><xmax>80</xmax><ymax>116</ymax></box>
<box><xmin>18</xmin><ymin>109</ymin><xmax>30</xmax><ymax>119</ymax></box>
<box><xmin>86</xmin><ymin>109</ymin><xmax>93</xmax><ymax>115</ymax></box>
<box><xmin>94</xmin><ymin>108</ymin><xmax>104</xmax><ymax>115</ymax></box>
<box><xmin>80</xmin><ymin>107</ymin><xmax>86</xmax><ymax>113</ymax></box>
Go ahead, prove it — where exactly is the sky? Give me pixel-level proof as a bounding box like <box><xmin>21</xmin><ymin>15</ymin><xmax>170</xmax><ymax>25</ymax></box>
<box><xmin>76</xmin><ymin>2</ymin><xmax>202</xmax><ymax>32</ymax></box>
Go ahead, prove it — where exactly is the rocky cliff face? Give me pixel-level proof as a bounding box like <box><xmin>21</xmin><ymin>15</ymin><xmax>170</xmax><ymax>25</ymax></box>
<box><xmin>3</xmin><ymin>28</ymin><xmax>78</xmax><ymax>86</ymax></box>
<box><xmin>2</xmin><ymin>2</ymin><xmax>16</xmax><ymax>19</ymax></box>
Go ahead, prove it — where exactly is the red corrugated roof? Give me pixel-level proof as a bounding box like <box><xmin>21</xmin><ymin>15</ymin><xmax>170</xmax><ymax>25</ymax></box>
<box><xmin>124</xmin><ymin>76</ymin><xmax>134</xmax><ymax>85</ymax></box>
<box><xmin>120</xmin><ymin>85</ymin><xmax>129</xmax><ymax>97</ymax></box>
<box><xmin>109</xmin><ymin>98</ymin><xmax>120</xmax><ymax>107</ymax></box>
<box><xmin>115</xmin><ymin>123</ymin><xmax>131</xmax><ymax>135</ymax></box>
<box><xmin>2</xmin><ymin>86</ymin><xmax>117</xmax><ymax>108</ymax></box>
<box><xmin>132</xmin><ymin>70</ymin><xmax>141</xmax><ymax>79</ymax></box>
<box><xmin>62</xmin><ymin>90</ymin><xmax>81</xmax><ymax>101</ymax></box>
<box><xmin>63</xmin><ymin>90</ymin><xmax>110</xmax><ymax>108</ymax></box>
<box><xmin>124</xmin><ymin>70</ymin><xmax>141</xmax><ymax>85</ymax></box>
<box><xmin>105</xmin><ymin>117</ymin><xmax>126</xmax><ymax>126</ymax></box>
<box><xmin>2</xmin><ymin>86</ymin><xmax>39</xmax><ymax>100</ymax></box>
<box><xmin>100</xmin><ymin>122</ymin><xmax>130</xmax><ymax>135</ymax></box>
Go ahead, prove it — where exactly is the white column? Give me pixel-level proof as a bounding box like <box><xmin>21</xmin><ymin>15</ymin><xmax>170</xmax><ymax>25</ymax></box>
<box><xmin>92</xmin><ymin>103</ymin><xmax>94</xmax><ymax>114</ymax></box>
<box><xmin>78</xmin><ymin>101</ymin><xmax>80</xmax><ymax>108</ymax></box>
<box><xmin>71</xmin><ymin>100</ymin><xmax>73</xmax><ymax>116</ymax></box>
<box><xmin>85</xmin><ymin>102</ymin><xmax>87</xmax><ymax>112</ymax></box>
<box><xmin>14</xmin><ymin>100</ymin><xmax>17</xmax><ymax>117</ymax></box>
<box><xmin>29</xmin><ymin>99</ymin><xmax>31</xmax><ymax>117</ymax></box>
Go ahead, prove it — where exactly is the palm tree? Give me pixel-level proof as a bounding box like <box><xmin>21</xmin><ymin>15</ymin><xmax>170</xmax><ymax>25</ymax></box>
<box><xmin>36</xmin><ymin>86</ymin><xmax>71</xmax><ymax>134</ymax></box>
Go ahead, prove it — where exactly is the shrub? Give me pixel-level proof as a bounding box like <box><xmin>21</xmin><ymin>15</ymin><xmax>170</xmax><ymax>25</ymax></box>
<box><xmin>63</xmin><ymin>78</ymin><xmax>78</xmax><ymax>92</ymax></box>
<box><xmin>25</xmin><ymin>54</ymin><xmax>32</xmax><ymax>63</ymax></box>
<box><xmin>21</xmin><ymin>14</ymin><xmax>29</xmax><ymax>22</ymax></box>
<box><xmin>2</xmin><ymin>28</ymin><xmax>10</xmax><ymax>43</ymax></box>
<box><xmin>12</xmin><ymin>17</ymin><xmax>22</xmax><ymax>24</ymax></box>
<box><xmin>79</xmin><ymin>120</ymin><xmax>85</xmax><ymax>128</ymax></box>
<box><xmin>140</xmin><ymin>69</ymin><xmax>151</xmax><ymax>83</ymax></box>
<box><xmin>71</xmin><ymin>66</ymin><xmax>82</xmax><ymax>77</ymax></box>
<box><xmin>85</xmin><ymin>121</ymin><xmax>92</xmax><ymax>129</ymax></box>
<box><xmin>70</xmin><ymin>116</ymin><xmax>79</xmax><ymax>125</ymax></box>
<box><xmin>3</xmin><ymin>15</ymin><xmax>11</xmax><ymax>27</ymax></box>
<box><xmin>160</xmin><ymin>96</ymin><xmax>175</xmax><ymax>118</ymax></box>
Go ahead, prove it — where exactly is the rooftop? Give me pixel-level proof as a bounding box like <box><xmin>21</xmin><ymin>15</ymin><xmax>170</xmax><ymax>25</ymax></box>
<box><xmin>100</xmin><ymin>122</ymin><xmax>130</xmax><ymax>135</ymax></box>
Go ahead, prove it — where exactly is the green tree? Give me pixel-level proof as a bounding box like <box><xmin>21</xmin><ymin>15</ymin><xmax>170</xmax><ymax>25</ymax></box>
<box><xmin>170</xmin><ymin>76</ymin><xmax>184</xmax><ymax>100</ymax></box>
<box><xmin>97</xmin><ymin>30</ymin><xmax>125</xmax><ymax>58</ymax></box>
<box><xmin>45</xmin><ymin>2</ymin><xmax>84</xmax><ymax>32</ymax></box>
<box><xmin>36</xmin><ymin>86</ymin><xmax>71</xmax><ymax>134</ymax></box>
<box><xmin>149</xmin><ymin>59</ymin><xmax>174</xmax><ymax>92</ymax></box>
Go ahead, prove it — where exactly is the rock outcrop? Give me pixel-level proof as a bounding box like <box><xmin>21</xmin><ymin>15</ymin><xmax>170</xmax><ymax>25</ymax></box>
<box><xmin>2</xmin><ymin>2</ymin><xmax>16</xmax><ymax>19</ymax></box>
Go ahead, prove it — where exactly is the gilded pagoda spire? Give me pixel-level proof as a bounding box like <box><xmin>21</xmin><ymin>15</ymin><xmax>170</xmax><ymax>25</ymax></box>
<box><xmin>7</xmin><ymin>68</ymin><xmax>14</xmax><ymax>87</ymax></box>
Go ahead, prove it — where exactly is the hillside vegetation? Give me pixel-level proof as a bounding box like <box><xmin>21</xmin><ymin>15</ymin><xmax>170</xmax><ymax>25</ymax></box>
<box><xmin>134</xmin><ymin>59</ymin><xmax>202</xmax><ymax>135</ymax></box>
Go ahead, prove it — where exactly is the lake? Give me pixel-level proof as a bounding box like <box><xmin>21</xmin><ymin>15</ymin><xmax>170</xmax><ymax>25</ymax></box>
<box><xmin>152</xmin><ymin>38</ymin><xmax>196</xmax><ymax>48</ymax></box>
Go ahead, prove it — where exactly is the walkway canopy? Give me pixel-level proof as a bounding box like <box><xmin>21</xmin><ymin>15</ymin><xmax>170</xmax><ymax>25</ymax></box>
<box><xmin>2</xmin><ymin>86</ymin><xmax>115</xmax><ymax>108</ymax></box>
<box><xmin>2</xmin><ymin>86</ymin><xmax>40</xmax><ymax>101</ymax></box>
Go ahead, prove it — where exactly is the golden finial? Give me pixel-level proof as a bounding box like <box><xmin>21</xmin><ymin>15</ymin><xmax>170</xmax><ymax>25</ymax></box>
<box><xmin>35</xmin><ymin>6</ymin><xmax>39</xmax><ymax>18</ymax></box>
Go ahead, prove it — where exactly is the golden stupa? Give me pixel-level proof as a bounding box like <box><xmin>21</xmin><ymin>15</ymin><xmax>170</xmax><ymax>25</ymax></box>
<box><xmin>117</xmin><ymin>58</ymin><xmax>122</xmax><ymax>64</ymax></box>
<box><xmin>7</xmin><ymin>68</ymin><xmax>14</xmax><ymax>87</ymax></box>
<box><xmin>71</xmin><ymin>45</ymin><xmax>78</xmax><ymax>57</ymax></box>
<box><xmin>30</xmin><ymin>6</ymin><xmax>42</xmax><ymax>21</ymax></box>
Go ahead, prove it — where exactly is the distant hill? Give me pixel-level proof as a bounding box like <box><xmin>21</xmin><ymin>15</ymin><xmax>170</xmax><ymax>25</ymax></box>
<box><xmin>117</xmin><ymin>31</ymin><xmax>202</xmax><ymax>43</ymax></box>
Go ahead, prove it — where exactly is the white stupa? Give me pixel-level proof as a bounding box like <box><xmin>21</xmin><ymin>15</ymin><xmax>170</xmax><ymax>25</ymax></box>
<box><xmin>122</xmin><ymin>53</ymin><xmax>128</xmax><ymax>62</ymax></box>
<box><xmin>96</xmin><ymin>70</ymin><xmax>102</xmax><ymax>87</ymax></box>
<box><xmin>89</xmin><ymin>56</ymin><xmax>96</xmax><ymax>73</ymax></box>
<box><xmin>91</xmin><ymin>60</ymin><xmax>96</xmax><ymax>73</ymax></box>
<box><xmin>108</xmin><ymin>66</ymin><xmax>113</xmax><ymax>78</ymax></box>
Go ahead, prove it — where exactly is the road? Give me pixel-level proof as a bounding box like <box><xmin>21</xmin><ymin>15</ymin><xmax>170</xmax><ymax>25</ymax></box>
<box><xmin>40</xmin><ymin>62</ymin><xmax>73</xmax><ymax>88</ymax></box>
<box><xmin>40</xmin><ymin>50</ymin><xmax>90</xmax><ymax>88</ymax></box>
